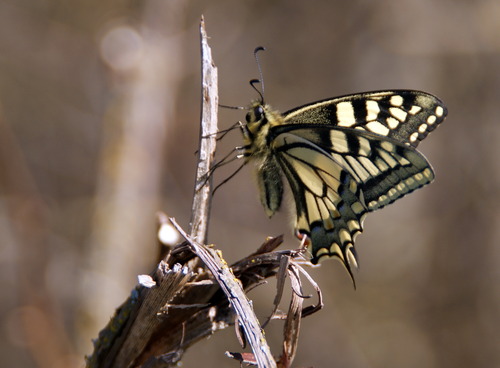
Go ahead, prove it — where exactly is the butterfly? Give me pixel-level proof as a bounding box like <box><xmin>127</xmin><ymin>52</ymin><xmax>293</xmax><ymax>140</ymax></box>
<box><xmin>240</xmin><ymin>89</ymin><xmax>447</xmax><ymax>281</ymax></box>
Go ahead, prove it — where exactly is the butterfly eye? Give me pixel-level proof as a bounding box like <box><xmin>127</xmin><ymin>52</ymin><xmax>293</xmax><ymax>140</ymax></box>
<box><xmin>253</xmin><ymin>106</ymin><xmax>264</xmax><ymax>122</ymax></box>
<box><xmin>245</xmin><ymin>106</ymin><xmax>265</xmax><ymax>123</ymax></box>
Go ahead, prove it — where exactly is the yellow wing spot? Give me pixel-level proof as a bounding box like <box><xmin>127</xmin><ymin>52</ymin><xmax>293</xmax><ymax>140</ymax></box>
<box><xmin>380</xmin><ymin>141</ymin><xmax>394</xmax><ymax>152</ymax></box>
<box><xmin>368</xmin><ymin>200</ymin><xmax>378</xmax><ymax>209</ymax></box>
<box><xmin>366</xmin><ymin>121</ymin><xmax>390</xmax><ymax>136</ymax></box>
<box><xmin>409</xmin><ymin>132</ymin><xmax>419</xmax><ymax>143</ymax></box>
<box><xmin>388</xmin><ymin>187</ymin><xmax>399</xmax><ymax>199</ymax></box>
<box><xmin>347</xmin><ymin>219</ymin><xmax>361</xmax><ymax>232</ymax></box>
<box><xmin>330</xmin><ymin>207</ymin><xmax>341</xmax><ymax>219</ymax></box>
<box><xmin>390</xmin><ymin>94</ymin><xmax>404</xmax><ymax>106</ymax></box>
<box><xmin>329</xmin><ymin>242</ymin><xmax>344</xmax><ymax>259</ymax></box>
<box><xmin>346</xmin><ymin>246</ymin><xmax>358</xmax><ymax>268</ymax></box>
<box><xmin>348</xmin><ymin>178</ymin><xmax>358</xmax><ymax>193</ymax></box>
<box><xmin>366</xmin><ymin>100</ymin><xmax>380</xmax><ymax>120</ymax></box>
<box><xmin>398</xmin><ymin>156</ymin><xmax>410</xmax><ymax>166</ymax></box>
<box><xmin>351</xmin><ymin>201</ymin><xmax>365</xmax><ymax>215</ymax></box>
<box><xmin>386</xmin><ymin>117</ymin><xmax>400</xmax><ymax>129</ymax></box>
<box><xmin>378</xmin><ymin>194</ymin><xmax>388</xmax><ymax>204</ymax></box>
<box><xmin>315</xmin><ymin>247</ymin><xmax>329</xmax><ymax>258</ymax></box>
<box><xmin>305</xmin><ymin>192</ymin><xmax>322</xmax><ymax>220</ymax></box>
<box><xmin>317</xmin><ymin>200</ymin><xmax>330</xmax><ymax>221</ymax></box>
<box><xmin>405</xmin><ymin>177</ymin><xmax>415</xmax><ymax>186</ymax></box>
<box><xmin>324</xmin><ymin>192</ymin><xmax>340</xmax><ymax>208</ymax></box>
<box><xmin>435</xmin><ymin>106</ymin><xmax>444</xmax><ymax>117</ymax></box>
<box><xmin>418</xmin><ymin>123</ymin><xmax>428</xmax><ymax>133</ymax></box>
<box><xmin>330</xmin><ymin>131</ymin><xmax>350</xmax><ymax>153</ymax></box>
<box><xmin>427</xmin><ymin>115</ymin><xmax>437</xmax><ymax>125</ymax></box>
<box><xmin>358</xmin><ymin>156</ymin><xmax>380</xmax><ymax>176</ymax></box>
<box><xmin>423</xmin><ymin>168</ymin><xmax>433</xmax><ymax>179</ymax></box>
<box><xmin>374</xmin><ymin>158</ymin><xmax>389</xmax><ymax>171</ymax></box>
<box><xmin>337</xmin><ymin>102</ymin><xmax>356</xmax><ymax>127</ymax></box>
<box><xmin>339</xmin><ymin>228</ymin><xmax>352</xmax><ymax>244</ymax></box>
<box><xmin>396</xmin><ymin>182</ymin><xmax>406</xmax><ymax>192</ymax></box>
<box><xmin>319</xmin><ymin>171</ymin><xmax>341</xmax><ymax>192</ymax></box>
<box><xmin>379</xmin><ymin>150</ymin><xmax>398</xmax><ymax>168</ymax></box>
<box><xmin>358</xmin><ymin>136</ymin><xmax>372</xmax><ymax>155</ymax></box>
<box><xmin>346</xmin><ymin>157</ymin><xmax>368</xmax><ymax>181</ymax></box>
<box><xmin>414</xmin><ymin>173</ymin><xmax>424</xmax><ymax>182</ymax></box>
<box><xmin>324</xmin><ymin>217</ymin><xmax>334</xmax><ymax>231</ymax></box>
<box><xmin>330</xmin><ymin>152</ymin><xmax>350</xmax><ymax>174</ymax></box>
<box><xmin>389</xmin><ymin>107</ymin><xmax>408</xmax><ymax>121</ymax></box>
<box><xmin>409</xmin><ymin>105</ymin><xmax>422</xmax><ymax>115</ymax></box>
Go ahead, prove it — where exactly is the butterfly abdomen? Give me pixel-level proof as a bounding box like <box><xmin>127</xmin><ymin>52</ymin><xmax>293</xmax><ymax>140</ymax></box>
<box><xmin>240</xmin><ymin>102</ymin><xmax>288</xmax><ymax>217</ymax></box>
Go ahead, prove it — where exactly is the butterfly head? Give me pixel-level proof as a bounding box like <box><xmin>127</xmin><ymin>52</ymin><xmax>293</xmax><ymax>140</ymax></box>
<box><xmin>241</xmin><ymin>101</ymin><xmax>284</xmax><ymax>160</ymax></box>
<box><xmin>245</xmin><ymin>102</ymin><xmax>265</xmax><ymax>127</ymax></box>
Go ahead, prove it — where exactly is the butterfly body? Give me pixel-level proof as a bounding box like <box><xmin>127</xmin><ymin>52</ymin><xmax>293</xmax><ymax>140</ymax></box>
<box><xmin>241</xmin><ymin>90</ymin><xmax>447</xmax><ymax>280</ymax></box>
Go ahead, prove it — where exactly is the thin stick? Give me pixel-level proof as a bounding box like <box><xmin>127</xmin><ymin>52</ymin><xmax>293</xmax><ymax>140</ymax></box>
<box><xmin>185</xmin><ymin>19</ymin><xmax>276</xmax><ymax>368</ymax></box>
<box><xmin>190</xmin><ymin>16</ymin><xmax>219</xmax><ymax>243</ymax></box>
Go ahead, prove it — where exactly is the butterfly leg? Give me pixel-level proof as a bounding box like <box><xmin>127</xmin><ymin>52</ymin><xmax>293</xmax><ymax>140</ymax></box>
<box><xmin>290</xmin><ymin>232</ymin><xmax>311</xmax><ymax>260</ymax></box>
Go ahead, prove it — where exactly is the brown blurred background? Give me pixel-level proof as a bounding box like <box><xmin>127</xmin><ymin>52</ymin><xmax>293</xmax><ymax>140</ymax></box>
<box><xmin>1</xmin><ymin>0</ymin><xmax>499</xmax><ymax>367</ymax></box>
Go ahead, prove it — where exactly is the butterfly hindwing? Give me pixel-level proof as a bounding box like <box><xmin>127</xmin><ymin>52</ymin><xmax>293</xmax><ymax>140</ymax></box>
<box><xmin>269</xmin><ymin>132</ymin><xmax>366</xmax><ymax>275</ymax></box>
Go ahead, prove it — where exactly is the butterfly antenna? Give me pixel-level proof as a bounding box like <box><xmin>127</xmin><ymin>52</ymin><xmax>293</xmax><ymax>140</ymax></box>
<box><xmin>254</xmin><ymin>46</ymin><xmax>266</xmax><ymax>97</ymax></box>
<box><xmin>249</xmin><ymin>79</ymin><xmax>264</xmax><ymax>103</ymax></box>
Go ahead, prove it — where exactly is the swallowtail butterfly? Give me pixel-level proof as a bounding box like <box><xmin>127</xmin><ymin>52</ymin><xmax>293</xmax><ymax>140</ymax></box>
<box><xmin>241</xmin><ymin>87</ymin><xmax>447</xmax><ymax>281</ymax></box>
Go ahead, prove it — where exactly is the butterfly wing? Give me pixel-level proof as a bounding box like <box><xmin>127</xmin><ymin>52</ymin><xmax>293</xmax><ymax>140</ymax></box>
<box><xmin>276</xmin><ymin>90</ymin><xmax>446</xmax><ymax>212</ymax></box>
<box><xmin>267</xmin><ymin>127</ymin><xmax>434</xmax><ymax>276</ymax></box>
<box><xmin>268</xmin><ymin>131</ymin><xmax>366</xmax><ymax>278</ymax></box>
<box><xmin>283</xmin><ymin>90</ymin><xmax>447</xmax><ymax>148</ymax></box>
<box><xmin>245</xmin><ymin>90</ymin><xmax>447</xmax><ymax>279</ymax></box>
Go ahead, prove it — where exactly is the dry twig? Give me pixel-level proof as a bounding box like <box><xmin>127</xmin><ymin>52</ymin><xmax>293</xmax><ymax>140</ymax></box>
<box><xmin>86</xmin><ymin>18</ymin><xmax>323</xmax><ymax>368</ymax></box>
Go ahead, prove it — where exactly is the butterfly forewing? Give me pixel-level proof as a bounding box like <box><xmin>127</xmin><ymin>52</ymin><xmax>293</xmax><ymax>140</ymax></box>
<box><xmin>283</xmin><ymin>90</ymin><xmax>447</xmax><ymax>147</ymax></box>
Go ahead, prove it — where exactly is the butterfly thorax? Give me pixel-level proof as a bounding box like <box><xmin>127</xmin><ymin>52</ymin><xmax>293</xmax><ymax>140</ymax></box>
<box><xmin>242</xmin><ymin>101</ymin><xmax>284</xmax><ymax>161</ymax></box>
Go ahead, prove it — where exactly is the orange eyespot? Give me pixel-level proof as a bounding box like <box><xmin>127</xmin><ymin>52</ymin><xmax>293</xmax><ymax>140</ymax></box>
<box><xmin>296</xmin><ymin>231</ymin><xmax>311</xmax><ymax>245</ymax></box>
